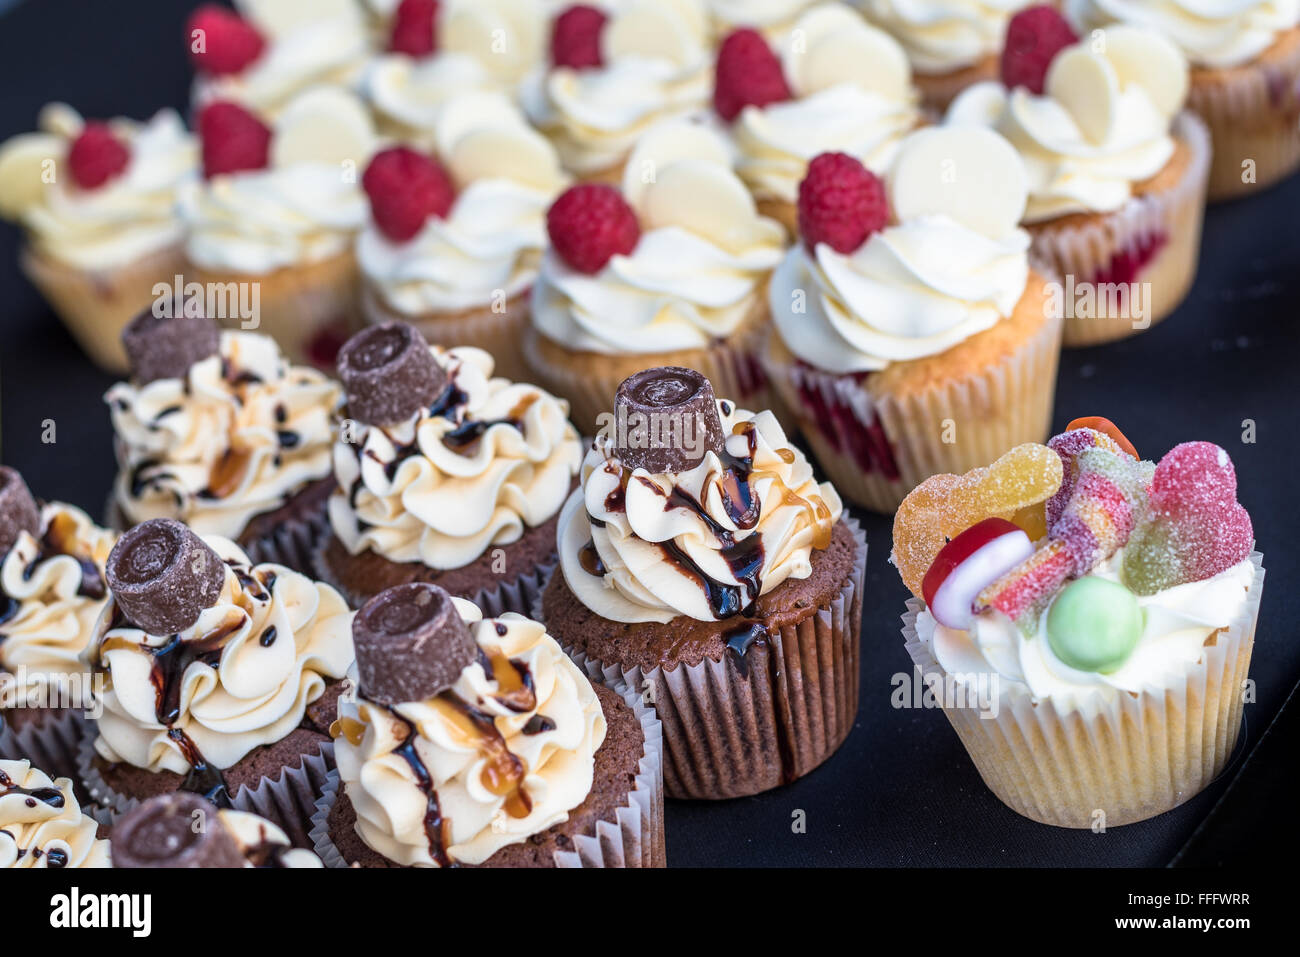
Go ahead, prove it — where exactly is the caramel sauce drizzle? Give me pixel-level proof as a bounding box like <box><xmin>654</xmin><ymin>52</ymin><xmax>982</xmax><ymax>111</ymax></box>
<box><xmin>21</xmin><ymin>511</ymin><xmax>106</xmax><ymax>600</ymax></box>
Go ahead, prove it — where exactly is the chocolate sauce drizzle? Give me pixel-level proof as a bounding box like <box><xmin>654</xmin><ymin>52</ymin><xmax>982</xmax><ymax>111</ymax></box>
<box><xmin>0</xmin><ymin>767</ymin><xmax>66</xmax><ymax>809</ymax></box>
<box><xmin>391</xmin><ymin>715</ymin><xmax>452</xmax><ymax>867</ymax></box>
<box><xmin>19</xmin><ymin>511</ymin><xmax>106</xmax><ymax>601</ymax></box>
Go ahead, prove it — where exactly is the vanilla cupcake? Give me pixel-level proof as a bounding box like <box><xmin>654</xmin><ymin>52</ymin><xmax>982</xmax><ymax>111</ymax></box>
<box><xmin>719</xmin><ymin>4</ymin><xmax>922</xmax><ymax>235</ymax></box>
<box><xmin>522</xmin><ymin>0</ymin><xmax>714</xmax><ymax>181</ymax></box>
<box><xmin>356</xmin><ymin>93</ymin><xmax>570</xmax><ymax>382</ymax></box>
<box><xmin>106</xmin><ymin>312</ymin><xmax>341</xmax><ymax>572</ymax></box>
<box><xmin>315</xmin><ymin>323</ymin><xmax>582</xmax><ymax>615</ymax></box>
<box><xmin>0</xmin><ymin>470</ymin><xmax>115</xmax><ymax>779</ymax></box>
<box><xmin>0</xmin><ymin>105</ymin><xmax>197</xmax><ymax>372</ymax></box>
<box><xmin>525</xmin><ymin>121</ymin><xmax>786</xmax><ymax>434</ymax></box>
<box><xmin>764</xmin><ymin>126</ymin><xmax>1062</xmax><ymax>513</ymax></box>
<box><xmin>859</xmin><ymin>0</ymin><xmax>1037</xmax><ymax>108</ymax></box>
<box><xmin>947</xmin><ymin>16</ymin><xmax>1210</xmax><ymax>345</ymax></box>
<box><xmin>1067</xmin><ymin>0</ymin><xmax>1300</xmax><ymax>199</ymax></box>
<box><xmin>0</xmin><ymin>760</ymin><xmax>110</xmax><ymax>869</ymax></box>
<box><xmin>182</xmin><ymin>86</ymin><xmax>379</xmax><ymax>367</ymax></box>
<box><xmin>311</xmin><ymin>584</ymin><xmax>663</xmax><ymax>867</ymax></box>
<box><xmin>80</xmin><ymin>521</ymin><xmax>354</xmax><ymax>843</ymax></box>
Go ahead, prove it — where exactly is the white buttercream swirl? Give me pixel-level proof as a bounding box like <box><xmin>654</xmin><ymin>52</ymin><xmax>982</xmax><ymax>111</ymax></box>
<box><xmin>334</xmin><ymin>597</ymin><xmax>606</xmax><ymax>867</ymax></box>
<box><xmin>220</xmin><ymin>809</ymin><xmax>323</xmax><ymax>867</ymax></box>
<box><xmin>329</xmin><ymin>346</ymin><xmax>582</xmax><ymax>569</ymax></box>
<box><xmin>558</xmin><ymin>401</ymin><xmax>842</xmax><ymax>624</ymax></box>
<box><xmin>91</xmin><ymin>536</ymin><xmax>354</xmax><ymax>774</ymax></box>
<box><xmin>107</xmin><ymin>330</ymin><xmax>341</xmax><ymax>542</ymax></box>
<box><xmin>708</xmin><ymin>0</ymin><xmax>824</xmax><ymax>36</ymax></box>
<box><xmin>0</xmin><ymin>760</ymin><xmax>110</xmax><ymax>869</ymax></box>
<box><xmin>859</xmin><ymin>0</ymin><xmax>1035</xmax><ymax>73</ymax></box>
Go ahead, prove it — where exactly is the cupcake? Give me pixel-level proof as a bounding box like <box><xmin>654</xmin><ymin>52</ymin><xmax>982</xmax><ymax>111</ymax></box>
<box><xmin>79</xmin><ymin>520</ymin><xmax>354</xmax><ymax>844</ymax></box>
<box><xmin>355</xmin><ymin>92</ymin><xmax>570</xmax><ymax>382</ymax></box>
<box><xmin>311</xmin><ymin>583</ymin><xmax>664</xmax><ymax>867</ymax></box>
<box><xmin>111</xmin><ymin>793</ymin><xmax>322</xmax><ymax>867</ymax></box>
<box><xmin>0</xmin><ymin>470</ymin><xmax>115</xmax><ymax>780</ymax></box>
<box><xmin>947</xmin><ymin>13</ymin><xmax>1210</xmax><ymax>346</ymax></box>
<box><xmin>315</xmin><ymin>323</ymin><xmax>582</xmax><ymax>614</ymax></box>
<box><xmin>764</xmin><ymin>126</ymin><xmax>1062</xmax><ymax>513</ymax></box>
<box><xmin>1066</xmin><ymin>0</ymin><xmax>1300</xmax><ymax>199</ymax></box>
<box><xmin>521</xmin><ymin>0</ymin><xmax>714</xmax><ymax>181</ymax></box>
<box><xmin>718</xmin><ymin>4</ymin><xmax>922</xmax><ymax>236</ymax></box>
<box><xmin>0</xmin><ymin>104</ymin><xmax>198</xmax><ymax>372</ymax></box>
<box><xmin>893</xmin><ymin>417</ymin><xmax>1262</xmax><ymax>827</ymax></box>
<box><xmin>0</xmin><ymin>760</ymin><xmax>110</xmax><ymax>869</ymax></box>
<box><xmin>525</xmin><ymin>121</ymin><xmax>786</xmax><ymax>435</ymax></box>
<box><xmin>105</xmin><ymin>310</ymin><xmax>341</xmax><ymax>572</ymax></box>
<box><xmin>859</xmin><ymin>0</ymin><xmax>1036</xmax><ymax>109</ymax></box>
<box><xmin>539</xmin><ymin>367</ymin><xmax>865</xmax><ymax>799</ymax></box>
<box><xmin>181</xmin><ymin>86</ymin><xmax>379</xmax><ymax>368</ymax></box>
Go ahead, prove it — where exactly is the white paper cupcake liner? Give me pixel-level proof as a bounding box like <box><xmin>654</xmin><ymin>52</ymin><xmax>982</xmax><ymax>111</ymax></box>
<box><xmin>308</xmin><ymin>670</ymin><xmax>665</xmax><ymax>867</ymax></box>
<box><xmin>0</xmin><ymin>707</ymin><xmax>90</xmax><ymax>783</ymax></box>
<box><xmin>899</xmin><ymin>552</ymin><xmax>1264</xmax><ymax>828</ymax></box>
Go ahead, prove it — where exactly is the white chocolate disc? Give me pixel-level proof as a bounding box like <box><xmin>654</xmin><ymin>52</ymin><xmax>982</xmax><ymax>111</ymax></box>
<box><xmin>448</xmin><ymin>125</ymin><xmax>564</xmax><ymax>191</ymax></box>
<box><xmin>1097</xmin><ymin>25</ymin><xmax>1188</xmax><ymax>119</ymax></box>
<box><xmin>603</xmin><ymin>0</ymin><xmax>696</xmax><ymax>66</ymax></box>
<box><xmin>1045</xmin><ymin>46</ymin><xmax>1119</xmax><ymax>144</ymax></box>
<box><xmin>272</xmin><ymin>87</ymin><xmax>376</xmax><ymax>169</ymax></box>
<box><xmin>788</xmin><ymin>10</ymin><xmax>910</xmax><ymax>101</ymax></box>
<box><xmin>0</xmin><ymin>133</ymin><xmax>62</xmax><ymax>218</ymax></box>
<box><xmin>236</xmin><ymin>0</ymin><xmax>361</xmax><ymax>38</ymax></box>
<box><xmin>640</xmin><ymin>159</ymin><xmax>759</xmax><ymax>250</ymax></box>
<box><xmin>621</xmin><ymin>120</ymin><xmax>733</xmax><ymax>211</ymax></box>
<box><xmin>888</xmin><ymin>127</ymin><xmax>1028</xmax><ymax>238</ymax></box>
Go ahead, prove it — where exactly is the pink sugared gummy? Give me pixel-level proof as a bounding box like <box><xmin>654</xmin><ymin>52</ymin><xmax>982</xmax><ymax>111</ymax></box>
<box><xmin>1149</xmin><ymin>441</ymin><xmax>1238</xmax><ymax>513</ymax></box>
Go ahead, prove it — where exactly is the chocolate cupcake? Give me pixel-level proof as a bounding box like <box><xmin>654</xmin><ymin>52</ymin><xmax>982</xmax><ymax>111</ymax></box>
<box><xmin>0</xmin><ymin>759</ymin><xmax>110</xmax><ymax>869</ymax></box>
<box><xmin>105</xmin><ymin>306</ymin><xmax>342</xmax><ymax>573</ymax></box>
<box><xmin>310</xmin><ymin>584</ymin><xmax>664</xmax><ymax>868</ymax></box>
<box><xmin>0</xmin><ymin>468</ymin><xmax>116</xmax><ymax>779</ymax></box>
<box><xmin>111</xmin><ymin>793</ymin><xmax>322</xmax><ymax>868</ymax></box>
<box><xmin>314</xmin><ymin>322</ymin><xmax>582</xmax><ymax>616</ymax></box>
<box><xmin>78</xmin><ymin>520</ymin><xmax>354</xmax><ymax>844</ymax></box>
<box><xmin>538</xmin><ymin>368</ymin><xmax>866</xmax><ymax>799</ymax></box>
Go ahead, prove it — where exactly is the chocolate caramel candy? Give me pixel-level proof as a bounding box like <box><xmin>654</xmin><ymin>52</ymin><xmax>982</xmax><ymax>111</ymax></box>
<box><xmin>111</xmin><ymin>793</ymin><xmax>246</xmax><ymax>869</ymax></box>
<box><xmin>352</xmin><ymin>583</ymin><xmax>477</xmax><ymax>706</ymax></box>
<box><xmin>337</xmin><ymin>322</ymin><xmax>447</xmax><ymax>426</ymax></box>
<box><xmin>613</xmin><ymin>366</ymin><xmax>726</xmax><ymax>473</ymax></box>
<box><xmin>0</xmin><ymin>467</ymin><xmax>40</xmax><ymax>555</ymax></box>
<box><xmin>105</xmin><ymin>519</ymin><xmax>226</xmax><ymax>636</ymax></box>
<box><xmin>120</xmin><ymin>306</ymin><xmax>221</xmax><ymax>385</ymax></box>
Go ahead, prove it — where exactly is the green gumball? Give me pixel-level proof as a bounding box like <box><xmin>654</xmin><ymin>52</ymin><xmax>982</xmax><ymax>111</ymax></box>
<box><xmin>1046</xmin><ymin>577</ymin><xmax>1144</xmax><ymax>673</ymax></box>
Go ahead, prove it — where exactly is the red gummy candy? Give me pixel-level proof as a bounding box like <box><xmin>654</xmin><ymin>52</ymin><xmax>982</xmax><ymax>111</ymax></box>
<box><xmin>1149</xmin><ymin>441</ymin><xmax>1239</xmax><ymax>512</ymax></box>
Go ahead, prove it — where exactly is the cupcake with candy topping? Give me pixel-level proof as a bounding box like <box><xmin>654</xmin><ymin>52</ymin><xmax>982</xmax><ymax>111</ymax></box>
<box><xmin>181</xmin><ymin>85</ymin><xmax>379</xmax><ymax>368</ymax></box>
<box><xmin>525</xmin><ymin>120</ymin><xmax>786</xmax><ymax>435</ymax></box>
<box><xmin>0</xmin><ymin>469</ymin><xmax>116</xmax><ymax>780</ymax></box>
<box><xmin>0</xmin><ymin>104</ymin><xmax>197</xmax><ymax>372</ymax></box>
<box><xmin>539</xmin><ymin>367</ymin><xmax>865</xmax><ymax>799</ymax></box>
<box><xmin>111</xmin><ymin>793</ymin><xmax>322</xmax><ymax>868</ymax></box>
<box><xmin>893</xmin><ymin>417</ymin><xmax>1263</xmax><ymax>826</ymax></box>
<box><xmin>315</xmin><ymin>322</ymin><xmax>582</xmax><ymax>614</ymax></box>
<box><xmin>105</xmin><ymin>309</ymin><xmax>341</xmax><ymax>572</ymax></box>
<box><xmin>717</xmin><ymin>4</ymin><xmax>922</xmax><ymax>236</ymax></box>
<box><xmin>0</xmin><ymin>760</ymin><xmax>110</xmax><ymax>869</ymax></box>
<box><xmin>947</xmin><ymin>12</ymin><xmax>1210</xmax><ymax>346</ymax></box>
<box><xmin>79</xmin><ymin>520</ymin><xmax>354</xmax><ymax>843</ymax></box>
<box><xmin>1066</xmin><ymin>0</ymin><xmax>1300</xmax><ymax>199</ymax></box>
<box><xmin>356</xmin><ymin>93</ymin><xmax>570</xmax><ymax>383</ymax></box>
<box><xmin>310</xmin><ymin>583</ymin><xmax>663</xmax><ymax>867</ymax></box>
<box><xmin>521</xmin><ymin>0</ymin><xmax>714</xmax><ymax>182</ymax></box>
<box><xmin>763</xmin><ymin>126</ymin><xmax>1062</xmax><ymax>513</ymax></box>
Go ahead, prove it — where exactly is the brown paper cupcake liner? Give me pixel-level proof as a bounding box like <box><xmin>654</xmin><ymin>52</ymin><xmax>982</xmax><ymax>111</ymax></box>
<box><xmin>308</xmin><ymin>670</ymin><xmax>665</xmax><ymax>867</ymax></box>
<box><xmin>240</xmin><ymin>502</ymin><xmax>332</xmax><ymax>577</ymax></box>
<box><xmin>0</xmin><ymin>707</ymin><xmax>90</xmax><ymax>783</ymax></box>
<box><xmin>899</xmin><ymin>552</ymin><xmax>1264</xmax><ymax>828</ymax></box>
<box><xmin>19</xmin><ymin>241</ymin><xmax>188</xmax><ymax>374</ymax></box>
<box><xmin>76</xmin><ymin>731</ymin><xmax>335</xmax><ymax>847</ymax></box>
<box><xmin>538</xmin><ymin>516</ymin><xmax>866</xmax><ymax>800</ymax></box>
<box><xmin>1028</xmin><ymin>111</ymin><xmax>1211</xmax><ymax>347</ymax></box>
<box><xmin>764</xmin><ymin>305</ymin><xmax>1062</xmax><ymax>514</ymax></box>
<box><xmin>360</xmin><ymin>282</ymin><xmax>535</xmax><ymax>384</ymax></box>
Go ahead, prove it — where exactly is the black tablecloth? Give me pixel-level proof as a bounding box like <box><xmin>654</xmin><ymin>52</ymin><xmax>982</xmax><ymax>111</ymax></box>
<box><xmin>1</xmin><ymin>0</ymin><xmax>1295</xmax><ymax>867</ymax></box>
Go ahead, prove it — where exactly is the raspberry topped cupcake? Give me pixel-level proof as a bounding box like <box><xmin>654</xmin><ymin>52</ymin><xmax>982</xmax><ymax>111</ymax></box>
<box><xmin>0</xmin><ymin>760</ymin><xmax>110</xmax><ymax>869</ymax></box>
<box><xmin>947</xmin><ymin>12</ymin><xmax>1210</xmax><ymax>345</ymax></box>
<box><xmin>0</xmin><ymin>104</ymin><xmax>197</xmax><ymax>372</ymax></box>
<box><xmin>539</xmin><ymin>368</ymin><xmax>865</xmax><ymax>799</ymax></box>
<box><xmin>764</xmin><ymin>126</ymin><xmax>1062</xmax><ymax>513</ymax></box>
<box><xmin>894</xmin><ymin>418</ymin><xmax>1263</xmax><ymax>827</ymax></box>
<box><xmin>717</xmin><ymin>4</ymin><xmax>922</xmax><ymax>235</ymax></box>
<box><xmin>356</xmin><ymin>93</ymin><xmax>570</xmax><ymax>382</ymax></box>
<box><xmin>525</xmin><ymin>120</ymin><xmax>786</xmax><ymax>434</ymax></box>
<box><xmin>106</xmin><ymin>310</ymin><xmax>341</xmax><ymax>572</ymax></box>
<box><xmin>316</xmin><ymin>322</ymin><xmax>582</xmax><ymax>614</ymax></box>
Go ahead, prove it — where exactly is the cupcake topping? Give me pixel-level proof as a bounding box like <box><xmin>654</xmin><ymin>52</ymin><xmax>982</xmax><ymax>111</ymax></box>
<box><xmin>105</xmin><ymin>519</ymin><xmax>226</xmax><ymax>636</ymax></box>
<box><xmin>713</xmin><ymin>27</ymin><xmax>793</xmax><ymax>121</ymax></box>
<box><xmin>361</xmin><ymin>146</ymin><xmax>456</xmax><ymax>242</ymax></box>
<box><xmin>121</xmin><ymin>307</ymin><xmax>221</xmax><ymax>386</ymax></box>
<box><xmin>390</xmin><ymin>0</ymin><xmax>439</xmax><ymax>57</ymax></box>
<box><xmin>0</xmin><ymin>467</ymin><xmax>40</xmax><ymax>557</ymax></box>
<box><xmin>67</xmin><ymin>122</ymin><xmax>131</xmax><ymax>190</ymax></box>
<box><xmin>612</xmin><ymin>366</ymin><xmax>726</xmax><ymax>473</ymax></box>
<box><xmin>999</xmin><ymin>5</ymin><xmax>1079</xmax><ymax>94</ymax></box>
<box><xmin>551</xmin><ymin>4</ymin><xmax>607</xmax><ymax>69</ymax></box>
<box><xmin>337</xmin><ymin>321</ymin><xmax>448</xmax><ymax>426</ymax></box>
<box><xmin>861</xmin><ymin>0</ymin><xmax>1036</xmax><ymax>74</ymax></box>
<box><xmin>111</xmin><ymin>792</ymin><xmax>246</xmax><ymax>869</ymax></box>
<box><xmin>186</xmin><ymin>4</ymin><xmax>268</xmax><ymax>77</ymax></box>
<box><xmin>0</xmin><ymin>760</ymin><xmax>110</xmax><ymax>869</ymax></box>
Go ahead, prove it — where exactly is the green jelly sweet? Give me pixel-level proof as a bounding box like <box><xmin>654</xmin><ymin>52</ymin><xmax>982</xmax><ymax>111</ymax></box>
<box><xmin>1046</xmin><ymin>576</ymin><xmax>1143</xmax><ymax>673</ymax></box>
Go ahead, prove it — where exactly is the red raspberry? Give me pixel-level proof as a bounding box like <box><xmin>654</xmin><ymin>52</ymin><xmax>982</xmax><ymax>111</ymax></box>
<box><xmin>797</xmin><ymin>152</ymin><xmax>888</xmax><ymax>254</ymax></box>
<box><xmin>546</xmin><ymin>184</ymin><xmax>640</xmax><ymax>274</ymax></box>
<box><xmin>67</xmin><ymin>122</ymin><xmax>131</xmax><ymax>190</ymax></box>
<box><xmin>551</xmin><ymin>5</ymin><xmax>607</xmax><ymax>69</ymax></box>
<box><xmin>389</xmin><ymin>0</ymin><xmax>439</xmax><ymax>57</ymax></box>
<box><xmin>1000</xmin><ymin>5</ymin><xmax>1078</xmax><ymax>94</ymax></box>
<box><xmin>198</xmin><ymin>102</ymin><xmax>271</xmax><ymax>178</ymax></box>
<box><xmin>186</xmin><ymin>4</ymin><xmax>266</xmax><ymax>76</ymax></box>
<box><xmin>362</xmin><ymin>147</ymin><xmax>456</xmax><ymax>242</ymax></box>
<box><xmin>713</xmin><ymin>28</ymin><xmax>792</xmax><ymax>122</ymax></box>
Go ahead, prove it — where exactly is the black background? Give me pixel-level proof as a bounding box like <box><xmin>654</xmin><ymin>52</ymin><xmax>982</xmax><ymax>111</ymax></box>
<box><xmin>1</xmin><ymin>0</ymin><xmax>1295</xmax><ymax>867</ymax></box>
